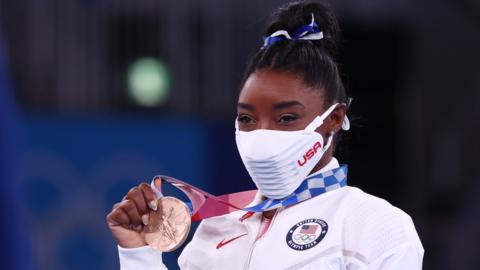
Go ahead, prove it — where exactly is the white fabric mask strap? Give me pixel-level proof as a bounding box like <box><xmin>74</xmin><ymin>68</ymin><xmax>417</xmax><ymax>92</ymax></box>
<box><xmin>342</xmin><ymin>115</ymin><xmax>350</xmax><ymax>131</ymax></box>
<box><xmin>304</xmin><ymin>103</ymin><xmax>340</xmax><ymax>132</ymax></box>
<box><xmin>323</xmin><ymin>131</ymin><xmax>334</xmax><ymax>150</ymax></box>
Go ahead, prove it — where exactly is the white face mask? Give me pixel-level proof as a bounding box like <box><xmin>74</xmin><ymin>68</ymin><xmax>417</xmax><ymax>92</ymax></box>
<box><xmin>235</xmin><ymin>103</ymin><xmax>350</xmax><ymax>199</ymax></box>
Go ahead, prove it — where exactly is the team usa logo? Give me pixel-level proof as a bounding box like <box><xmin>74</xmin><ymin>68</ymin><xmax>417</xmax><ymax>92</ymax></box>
<box><xmin>286</xmin><ymin>218</ymin><xmax>328</xmax><ymax>251</ymax></box>
<box><xmin>297</xmin><ymin>141</ymin><xmax>322</xmax><ymax>167</ymax></box>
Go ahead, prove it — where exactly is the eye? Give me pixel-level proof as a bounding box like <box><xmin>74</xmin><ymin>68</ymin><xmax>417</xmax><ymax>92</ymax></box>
<box><xmin>238</xmin><ymin>115</ymin><xmax>255</xmax><ymax>125</ymax></box>
<box><xmin>279</xmin><ymin>114</ymin><xmax>299</xmax><ymax>124</ymax></box>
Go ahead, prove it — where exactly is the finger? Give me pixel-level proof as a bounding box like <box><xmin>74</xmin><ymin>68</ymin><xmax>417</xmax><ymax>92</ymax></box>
<box><xmin>139</xmin><ymin>182</ymin><xmax>159</xmax><ymax>212</ymax></box>
<box><xmin>125</xmin><ymin>187</ymin><xmax>148</xmax><ymax>215</ymax></box>
<box><xmin>112</xmin><ymin>202</ymin><xmax>121</xmax><ymax>211</ymax></box>
<box><xmin>118</xmin><ymin>199</ymin><xmax>143</xmax><ymax>232</ymax></box>
<box><xmin>107</xmin><ymin>206</ymin><xmax>130</xmax><ymax>228</ymax></box>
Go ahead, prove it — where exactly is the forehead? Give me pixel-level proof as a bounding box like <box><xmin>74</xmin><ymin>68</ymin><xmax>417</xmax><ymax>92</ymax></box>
<box><xmin>239</xmin><ymin>70</ymin><xmax>325</xmax><ymax>108</ymax></box>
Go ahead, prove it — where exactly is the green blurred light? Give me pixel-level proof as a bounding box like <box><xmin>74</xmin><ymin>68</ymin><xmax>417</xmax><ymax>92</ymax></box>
<box><xmin>126</xmin><ymin>57</ymin><xmax>171</xmax><ymax>107</ymax></box>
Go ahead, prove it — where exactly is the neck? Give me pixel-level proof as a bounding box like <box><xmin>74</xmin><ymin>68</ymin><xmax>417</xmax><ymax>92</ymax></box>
<box><xmin>263</xmin><ymin>209</ymin><xmax>276</xmax><ymax>219</ymax></box>
<box><xmin>310</xmin><ymin>155</ymin><xmax>333</xmax><ymax>176</ymax></box>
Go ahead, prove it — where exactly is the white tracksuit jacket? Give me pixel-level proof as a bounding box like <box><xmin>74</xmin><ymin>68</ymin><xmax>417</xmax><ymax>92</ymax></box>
<box><xmin>118</xmin><ymin>159</ymin><xmax>424</xmax><ymax>269</ymax></box>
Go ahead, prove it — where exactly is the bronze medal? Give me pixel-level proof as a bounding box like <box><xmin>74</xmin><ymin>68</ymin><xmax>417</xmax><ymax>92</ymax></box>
<box><xmin>143</xmin><ymin>196</ymin><xmax>191</xmax><ymax>252</ymax></box>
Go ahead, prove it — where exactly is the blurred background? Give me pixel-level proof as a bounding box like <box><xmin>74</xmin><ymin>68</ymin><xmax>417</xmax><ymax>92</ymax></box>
<box><xmin>0</xmin><ymin>0</ymin><xmax>479</xmax><ymax>269</ymax></box>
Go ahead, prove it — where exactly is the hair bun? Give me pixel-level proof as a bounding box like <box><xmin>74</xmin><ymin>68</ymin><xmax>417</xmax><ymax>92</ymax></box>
<box><xmin>264</xmin><ymin>0</ymin><xmax>341</xmax><ymax>58</ymax></box>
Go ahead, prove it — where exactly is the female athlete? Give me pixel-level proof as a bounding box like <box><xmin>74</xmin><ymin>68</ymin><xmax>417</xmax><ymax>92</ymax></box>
<box><xmin>106</xmin><ymin>1</ymin><xmax>424</xmax><ymax>269</ymax></box>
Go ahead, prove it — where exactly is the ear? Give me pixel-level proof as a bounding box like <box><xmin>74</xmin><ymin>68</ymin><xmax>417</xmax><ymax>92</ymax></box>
<box><xmin>328</xmin><ymin>104</ymin><xmax>347</xmax><ymax>133</ymax></box>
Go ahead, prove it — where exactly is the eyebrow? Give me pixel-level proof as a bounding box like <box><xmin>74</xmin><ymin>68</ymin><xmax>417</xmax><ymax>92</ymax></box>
<box><xmin>272</xmin><ymin>100</ymin><xmax>305</xmax><ymax>110</ymax></box>
<box><xmin>237</xmin><ymin>102</ymin><xmax>256</xmax><ymax>111</ymax></box>
<box><xmin>237</xmin><ymin>100</ymin><xmax>306</xmax><ymax>112</ymax></box>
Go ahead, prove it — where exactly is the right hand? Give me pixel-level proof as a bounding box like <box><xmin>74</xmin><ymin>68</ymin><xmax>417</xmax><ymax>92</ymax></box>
<box><xmin>106</xmin><ymin>182</ymin><xmax>160</xmax><ymax>248</ymax></box>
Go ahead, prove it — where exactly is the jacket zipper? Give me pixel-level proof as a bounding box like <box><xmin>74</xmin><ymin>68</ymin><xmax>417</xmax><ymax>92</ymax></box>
<box><xmin>243</xmin><ymin>208</ymin><xmax>282</xmax><ymax>270</ymax></box>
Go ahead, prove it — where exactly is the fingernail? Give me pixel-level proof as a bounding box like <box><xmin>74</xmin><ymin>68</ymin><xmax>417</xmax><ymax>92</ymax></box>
<box><xmin>109</xmin><ymin>220</ymin><xmax>120</xmax><ymax>226</ymax></box>
<box><xmin>142</xmin><ymin>214</ymin><xmax>149</xmax><ymax>226</ymax></box>
<box><xmin>149</xmin><ymin>200</ymin><xmax>158</xmax><ymax>211</ymax></box>
<box><xmin>135</xmin><ymin>225</ymin><xmax>142</xmax><ymax>232</ymax></box>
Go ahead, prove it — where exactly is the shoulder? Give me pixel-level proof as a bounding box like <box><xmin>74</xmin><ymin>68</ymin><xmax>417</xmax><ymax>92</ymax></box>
<box><xmin>340</xmin><ymin>186</ymin><xmax>410</xmax><ymax>219</ymax></box>
<box><xmin>340</xmin><ymin>186</ymin><xmax>416</xmax><ymax>230</ymax></box>
<box><xmin>339</xmin><ymin>186</ymin><xmax>423</xmax><ymax>262</ymax></box>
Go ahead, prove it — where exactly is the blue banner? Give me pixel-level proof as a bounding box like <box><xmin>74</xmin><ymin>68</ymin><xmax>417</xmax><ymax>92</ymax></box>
<box><xmin>0</xmin><ymin>33</ymin><xmax>32</xmax><ymax>270</ymax></box>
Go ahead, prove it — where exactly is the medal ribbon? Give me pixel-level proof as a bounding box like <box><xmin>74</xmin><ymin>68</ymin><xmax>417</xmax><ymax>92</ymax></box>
<box><xmin>151</xmin><ymin>165</ymin><xmax>348</xmax><ymax>222</ymax></box>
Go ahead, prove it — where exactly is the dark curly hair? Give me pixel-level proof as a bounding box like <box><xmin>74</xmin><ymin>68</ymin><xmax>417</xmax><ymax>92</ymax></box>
<box><xmin>241</xmin><ymin>0</ymin><xmax>348</xmax><ymax>109</ymax></box>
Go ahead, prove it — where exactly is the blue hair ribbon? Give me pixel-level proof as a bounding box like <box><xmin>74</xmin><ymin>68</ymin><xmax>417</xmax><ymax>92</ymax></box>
<box><xmin>262</xmin><ymin>13</ymin><xmax>324</xmax><ymax>49</ymax></box>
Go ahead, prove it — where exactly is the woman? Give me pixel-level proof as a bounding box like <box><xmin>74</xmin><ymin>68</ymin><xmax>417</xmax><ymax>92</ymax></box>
<box><xmin>106</xmin><ymin>1</ymin><xmax>424</xmax><ymax>269</ymax></box>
